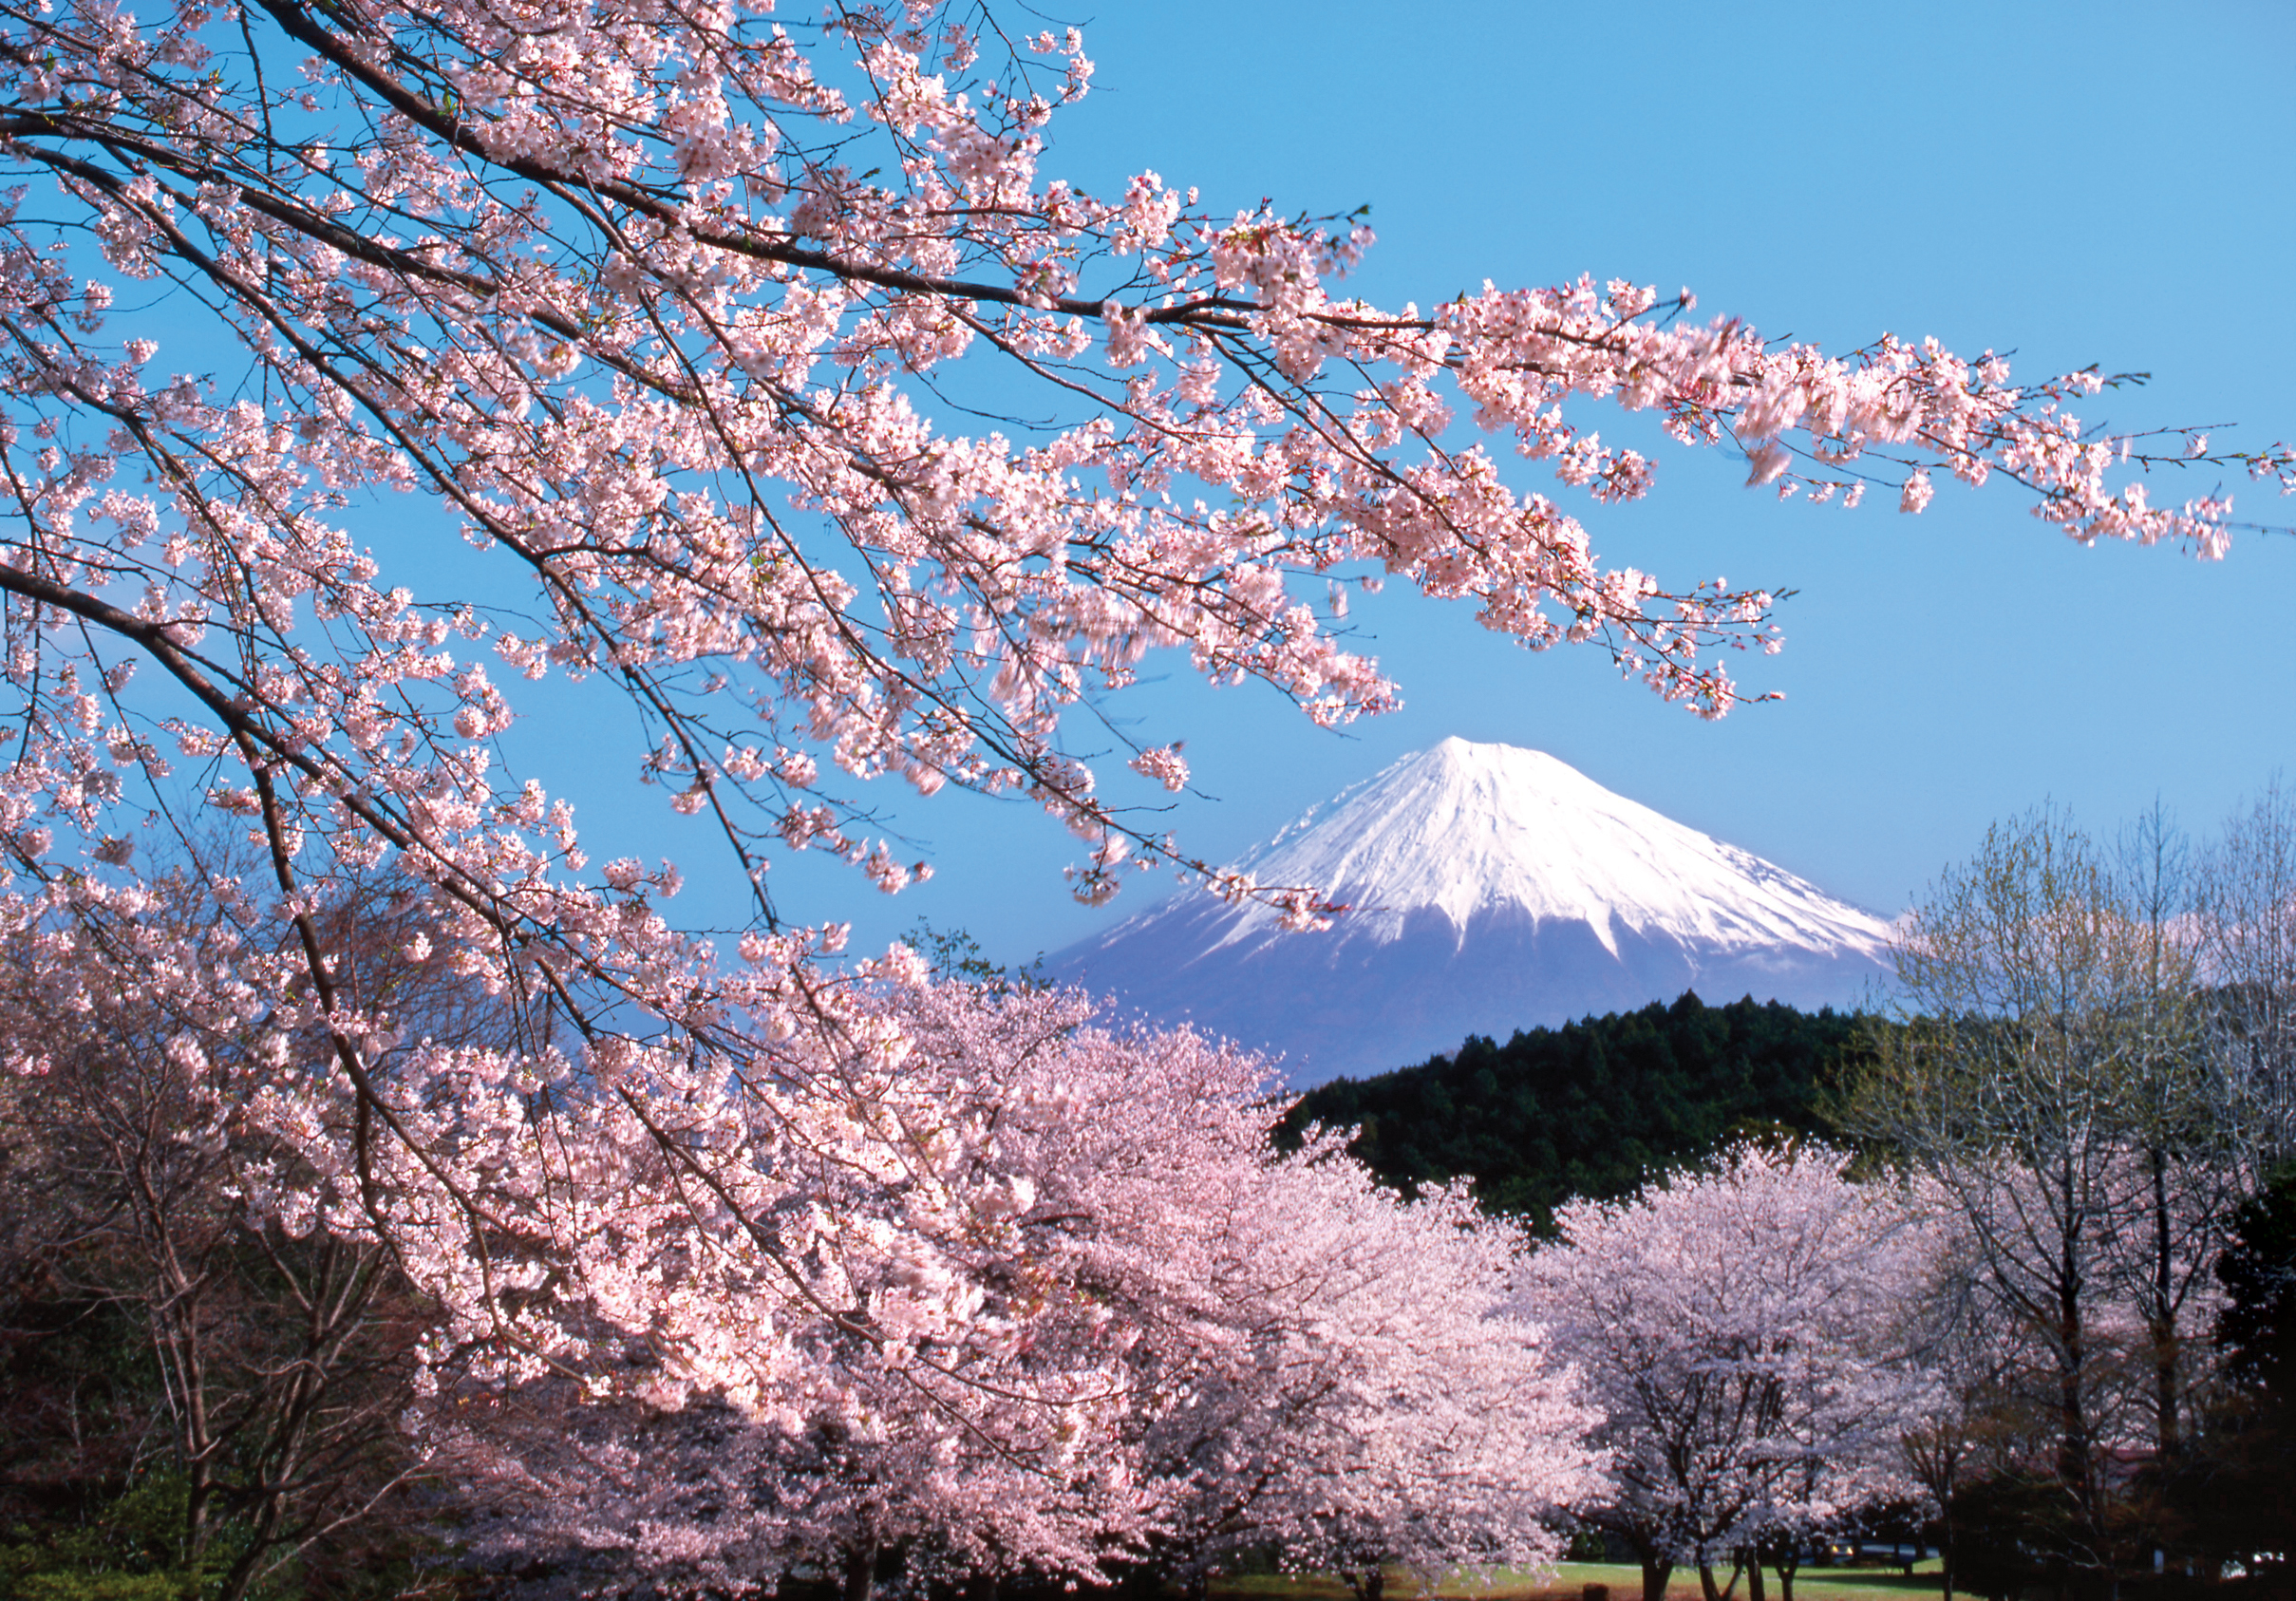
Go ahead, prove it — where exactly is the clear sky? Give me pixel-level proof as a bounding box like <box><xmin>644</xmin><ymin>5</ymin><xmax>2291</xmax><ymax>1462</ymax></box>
<box><xmin>538</xmin><ymin>0</ymin><xmax>2296</xmax><ymax>970</ymax></box>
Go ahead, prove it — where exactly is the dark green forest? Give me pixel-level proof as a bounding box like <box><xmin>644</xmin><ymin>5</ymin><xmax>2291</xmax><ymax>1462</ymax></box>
<box><xmin>1274</xmin><ymin>991</ymin><xmax>1871</xmax><ymax>1232</ymax></box>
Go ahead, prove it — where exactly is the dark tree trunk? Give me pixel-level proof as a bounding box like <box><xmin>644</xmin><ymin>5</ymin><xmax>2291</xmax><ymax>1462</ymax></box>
<box><xmin>2151</xmin><ymin>1148</ymin><xmax>2181</xmax><ymax>1460</ymax></box>
<box><xmin>2054</xmin><ymin>1164</ymin><xmax>2098</xmax><ymax>1573</ymax></box>
<box><xmin>1698</xmin><ymin>1557</ymin><xmax>1741</xmax><ymax>1601</ymax></box>
<box><xmin>1642</xmin><ymin>1554</ymin><xmax>1675</xmax><ymax>1601</ymax></box>
<box><xmin>844</xmin><ymin>1540</ymin><xmax>879</xmax><ymax>1601</ymax></box>
<box><xmin>1747</xmin><ymin>1549</ymin><xmax>1768</xmax><ymax>1601</ymax></box>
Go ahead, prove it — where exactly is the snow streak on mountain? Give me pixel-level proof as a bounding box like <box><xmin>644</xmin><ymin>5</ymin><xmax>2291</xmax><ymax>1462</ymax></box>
<box><xmin>1048</xmin><ymin>738</ymin><xmax>1892</xmax><ymax>1085</ymax></box>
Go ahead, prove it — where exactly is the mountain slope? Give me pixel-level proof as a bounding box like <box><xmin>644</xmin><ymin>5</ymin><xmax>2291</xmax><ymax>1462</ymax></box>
<box><xmin>1049</xmin><ymin>738</ymin><xmax>1891</xmax><ymax>1083</ymax></box>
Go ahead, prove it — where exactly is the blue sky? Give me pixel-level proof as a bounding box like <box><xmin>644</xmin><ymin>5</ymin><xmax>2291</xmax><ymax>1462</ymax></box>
<box><xmin>535</xmin><ymin>1</ymin><xmax>2296</xmax><ymax>968</ymax></box>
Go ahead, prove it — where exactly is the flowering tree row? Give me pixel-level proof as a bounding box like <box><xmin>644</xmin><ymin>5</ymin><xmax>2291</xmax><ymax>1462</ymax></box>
<box><xmin>7</xmin><ymin>852</ymin><xmax>1993</xmax><ymax>1601</ymax></box>
<box><xmin>1</xmin><ymin>877</ymin><xmax>1598</xmax><ymax>1599</ymax></box>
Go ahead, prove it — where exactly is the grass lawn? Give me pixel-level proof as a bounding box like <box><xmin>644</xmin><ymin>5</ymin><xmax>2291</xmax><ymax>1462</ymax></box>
<box><xmin>1207</xmin><ymin>1561</ymin><xmax>1947</xmax><ymax>1601</ymax></box>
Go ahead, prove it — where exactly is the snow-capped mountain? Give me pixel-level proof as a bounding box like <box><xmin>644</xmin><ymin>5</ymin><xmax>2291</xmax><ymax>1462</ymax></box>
<box><xmin>1047</xmin><ymin>738</ymin><xmax>1892</xmax><ymax>1085</ymax></box>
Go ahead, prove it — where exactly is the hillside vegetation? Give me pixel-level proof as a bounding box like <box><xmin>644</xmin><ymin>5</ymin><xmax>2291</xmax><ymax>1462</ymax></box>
<box><xmin>1275</xmin><ymin>992</ymin><xmax>1870</xmax><ymax>1232</ymax></box>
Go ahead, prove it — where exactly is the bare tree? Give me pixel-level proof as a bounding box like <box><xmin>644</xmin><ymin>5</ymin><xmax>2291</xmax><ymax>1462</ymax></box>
<box><xmin>2105</xmin><ymin>801</ymin><xmax>2245</xmax><ymax>1466</ymax></box>
<box><xmin>1846</xmin><ymin>810</ymin><xmax>2193</xmax><ymax>1594</ymax></box>
<box><xmin>2195</xmin><ymin>778</ymin><xmax>2296</xmax><ymax>1169</ymax></box>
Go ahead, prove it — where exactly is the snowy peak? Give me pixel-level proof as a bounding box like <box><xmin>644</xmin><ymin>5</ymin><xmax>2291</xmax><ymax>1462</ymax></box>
<box><xmin>1224</xmin><ymin>738</ymin><xmax>1889</xmax><ymax>960</ymax></box>
<box><xmin>1050</xmin><ymin>739</ymin><xmax>1892</xmax><ymax>1084</ymax></box>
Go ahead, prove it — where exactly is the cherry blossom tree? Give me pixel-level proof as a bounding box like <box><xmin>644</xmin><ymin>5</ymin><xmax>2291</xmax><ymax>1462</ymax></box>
<box><xmin>412</xmin><ymin>980</ymin><xmax>1595</xmax><ymax>1598</ymax></box>
<box><xmin>1135</xmin><ymin>1164</ymin><xmax>1596</xmax><ymax>1601</ymax></box>
<box><xmin>4</xmin><ymin>860</ymin><xmax>1208</xmax><ymax>1592</ymax></box>
<box><xmin>0</xmin><ymin>857</ymin><xmax>495</xmax><ymax>1601</ymax></box>
<box><xmin>1517</xmin><ymin>1145</ymin><xmax>1939</xmax><ymax>1601</ymax></box>
<box><xmin>0</xmin><ymin>0</ymin><xmax>2286</xmax><ymax>1582</ymax></box>
<box><xmin>386</xmin><ymin>973</ymin><xmax>1232</xmax><ymax>1596</ymax></box>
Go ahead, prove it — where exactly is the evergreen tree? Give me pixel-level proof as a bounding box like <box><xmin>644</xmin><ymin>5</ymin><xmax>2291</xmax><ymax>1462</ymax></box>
<box><xmin>2174</xmin><ymin>1168</ymin><xmax>2296</xmax><ymax>1593</ymax></box>
<box><xmin>1277</xmin><ymin>992</ymin><xmax>1868</xmax><ymax>1231</ymax></box>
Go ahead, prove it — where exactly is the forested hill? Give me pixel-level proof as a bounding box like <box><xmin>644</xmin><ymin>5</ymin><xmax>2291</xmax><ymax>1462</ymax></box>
<box><xmin>1273</xmin><ymin>991</ymin><xmax>1872</xmax><ymax>1233</ymax></box>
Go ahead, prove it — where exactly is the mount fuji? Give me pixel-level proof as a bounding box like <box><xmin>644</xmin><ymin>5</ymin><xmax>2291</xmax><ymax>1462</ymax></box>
<box><xmin>1047</xmin><ymin>738</ymin><xmax>1893</xmax><ymax>1084</ymax></box>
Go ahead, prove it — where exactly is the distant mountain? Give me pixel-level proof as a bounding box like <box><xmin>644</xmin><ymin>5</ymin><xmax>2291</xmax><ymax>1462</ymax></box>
<box><xmin>1048</xmin><ymin>738</ymin><xmax>1893</xmax><ymax>1084</ymax></box>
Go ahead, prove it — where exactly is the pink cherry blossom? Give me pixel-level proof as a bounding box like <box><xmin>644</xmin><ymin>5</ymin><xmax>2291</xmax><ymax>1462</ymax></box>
<box><xmin>1518</xmin><ymin>1146</ymin><xmax>1941</xmax><ymax>1594</ymax></box>
<box><xmin>0</xmin><ymin>8</ymin><xmax>2279</xmax><ymax>1587</ymax></box>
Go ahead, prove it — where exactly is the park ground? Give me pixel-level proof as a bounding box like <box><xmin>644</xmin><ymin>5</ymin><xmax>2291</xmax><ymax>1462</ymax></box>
<box><xmin>1208</xmin><ymin>1563</ymin><xmax>1948</xmax><ymax>1601</ymax></box>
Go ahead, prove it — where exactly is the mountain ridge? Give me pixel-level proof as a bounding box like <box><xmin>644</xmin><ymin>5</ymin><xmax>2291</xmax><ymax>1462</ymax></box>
<box><xmin>1051</xmin><ymin>738</ymin><xmax>1893</xmax><ymax>1084</ymax></box>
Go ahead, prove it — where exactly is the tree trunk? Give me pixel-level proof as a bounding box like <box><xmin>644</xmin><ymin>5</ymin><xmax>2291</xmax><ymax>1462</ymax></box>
<box><xmin>844</xmin><ymin>1540</ymin><xmax>879</xmax><ymax>1601</ymax></box>
<box><xmin>1747</xmin><ymin>1549</ymin><xmax>1768</xmax><ymax>1601</ymax></box>
<box><xmin>1642</xmin><ymin>1554</ymin><xmax>1675</xmax><ymax>1601</ymax></box>
<box><xmin>2151</xmin><ymin>1149</ymin><xmax>2180</xmax><ymax>1460</ymax></box>
<box><xmin>1698</xmin><ymin>1558</ymin><xmax>1741</xmax><ymax>1601</ymax></box>
<box><xmin>2055</xmin><ymin>1164</ymin><xmax>2097</xmax><ymax>1552</ymax></box>
<box><xmin>1777</xmin><ymin>1540</ymin><xmax>1800</xmax><ymax>1601</ymax></box>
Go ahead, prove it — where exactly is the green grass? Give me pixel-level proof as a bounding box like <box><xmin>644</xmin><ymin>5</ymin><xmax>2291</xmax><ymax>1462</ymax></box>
<box><xmin>1206</xmin><ymin>1561</ymin><xmax>1946</xmax><ymax>1601</ymax></box>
